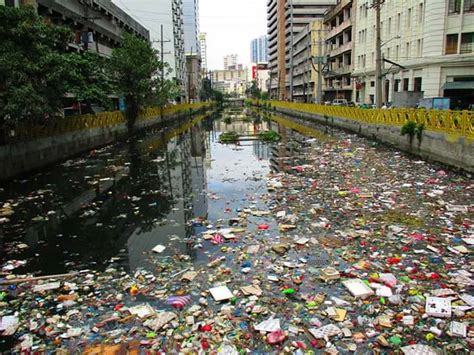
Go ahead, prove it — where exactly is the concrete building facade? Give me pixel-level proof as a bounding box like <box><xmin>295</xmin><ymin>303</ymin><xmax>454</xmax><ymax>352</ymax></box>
<box><xmin>323</xmin><ymin>0</ymin><xmax>355</xmax><ymax>102</ymax></box>
<box><xmin>290</xmin><ymin>20</ymin><xmax>326</xmax><ymax>102</ymax></box>
<box><xmin>251</xmin><ymin>35</ymin><xmax>269</xmax><ymax>63</ymax></box>
<box><xmin>212</xmin><ymin>69</ymin><xmax>248</xmax><ymax>96</ymax></box>
<box><xmin>199</xmin><ymin>32</ymin><xmax>208</xmax><ymax>72</ymax></box>
<box><xmin>223</xmin><ymin>54</ymin><xmax>238</xmax><ymax>70</ymax></box>
<box><xmin>267</xmin><ymin>0</ymin><xmax>337</xmax><ymax>100</ymax></box>
<box><xmin>2</xmin><ymin>0</ymin><xmax>149</xmax><ymax>57</ymax></box>
<box><xmin>353</xmin><ymin>0</ymin><xmax>474</xmax><ymax>108</ymax></box>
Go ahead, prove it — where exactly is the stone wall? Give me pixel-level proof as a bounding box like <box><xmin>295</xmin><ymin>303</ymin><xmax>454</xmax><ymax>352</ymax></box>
<box><xmin>0</xmin><ymin>110</ymin><xmax>201</xmax><ymax>181</ymax></box>
<box><xmin>274</xmin><ymin>107</ymin><xmax>474</xmax><ymax>173</ymax></box>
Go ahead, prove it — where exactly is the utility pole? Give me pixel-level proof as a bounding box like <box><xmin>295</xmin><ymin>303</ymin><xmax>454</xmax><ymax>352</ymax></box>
<box><xmin>289</xmin><ymin>0</ymin><xmax>294</xmax><ymax>102</ymax></box>
<box><xmin>317</xmin><ymin>29</ymin><xmax>323</xmax><ymax>104</ymax></box>
<box><xmin>373</xmin><ymin>0</ymin><xmax>384</xmax><ymax>108</ymax></box>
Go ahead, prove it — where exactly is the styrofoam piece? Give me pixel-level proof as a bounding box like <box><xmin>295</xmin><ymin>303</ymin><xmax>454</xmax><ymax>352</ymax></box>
<box><xmin>152</xmin><ymin>244</ymin><xmax>166</xmax><ymax>253</ymax></box>
<box><xmin>450</xmin><ymin>321</ymin><xmax>467</xmax><ymax>337</ymax></box>
<box><xmin>425</xmin><ymin>297</ymin><xmax>452</xmax><ymax>318</ymax></box>
<box><xmin>254</xmin><ymin>318</ymin><xmax>280</xmax><ymax>332</ymax></box>
<box><xmin>308</xmin><ymin>324</ymin><xmax>341</xmax><ymax>339</ymax></box>
<box><xmin>209</xmin><ymin>286</ymin><xmax>233</xmax><ymax>301</ymax></box>
<box><xmin>33</xmin><ymin>282</ymin><xmax>61</xmax><ymax>292</ymax></box>
<box><xmin>342</xmin><ymin>279</ymin><xmax>374</xmax><ymax>299</ymax></box>
<box><xmin>401</xmin><ymin>344</ymin><xmax>442</xmax><ymax>355</ymax></box>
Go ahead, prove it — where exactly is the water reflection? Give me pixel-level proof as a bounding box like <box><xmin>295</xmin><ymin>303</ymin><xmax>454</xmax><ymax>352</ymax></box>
<box><xmin>0</xmin><ymin>109</ymin><xmax>330</xmax><ymax>276</ymax></box>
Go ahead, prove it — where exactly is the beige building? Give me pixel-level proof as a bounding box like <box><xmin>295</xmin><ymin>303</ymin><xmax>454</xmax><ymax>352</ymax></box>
<box><xmin>267</xmin><ymin>0</ymin><xmax>337</xmax><ymax>100</ymax></box>
<box><xmin>212</xmin><ymin>69</ymin><xmax>248</xmax><ymax>96</ymax></box>
<box><xmin>323</xmin><ymin>0</ymin><xmax>355</xmax><ymax>102</ymax></box>
<box><xmin>353</xmin><ymin>0</ymin><xmax>474</xmax><ymax>108</ymax></box>
<box><xmin>291</xmin><ymin>20</ymin><xmax>326</xmax><ymax>102</ymax></box>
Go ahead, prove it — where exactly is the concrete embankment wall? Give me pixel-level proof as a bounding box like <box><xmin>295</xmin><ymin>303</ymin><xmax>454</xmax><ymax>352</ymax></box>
<box><xmin>274</xmin><ymin>107</ymin><xmax>474</xmax><ymax>173</ymax></box>
<box><xmin>0</xmin><ymin>110</ymin><xmax>204</xmax><ymax>181</ymax></box>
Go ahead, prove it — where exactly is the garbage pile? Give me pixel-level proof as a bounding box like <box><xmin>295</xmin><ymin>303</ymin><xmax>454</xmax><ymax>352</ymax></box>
<box><xmin>0</xmin><ymin>117</ymin><xmax>472</xmax><ymax>353</ymax></box>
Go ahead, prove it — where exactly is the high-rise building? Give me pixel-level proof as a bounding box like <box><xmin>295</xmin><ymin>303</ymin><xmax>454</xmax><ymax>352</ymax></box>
<box><xmin>323</xmin><ymin>0</ymin><xmax>355</xmax><ymax>103</ymax></box>
<box><xmin>251</xmin><ymin>35</ymin><xmax>269</xmax><ymax>63</ymax></box>
<box><xmin>224</xmin><ymin>54</ymin><xmax>238</xmax><ymax>70</ymax></box>
<box><xmin>183</xmin><ymin>0</ymin><xmax>200</xmax><ymax>55</ymax></box>
<box><xmin>267</xmin><ymin>0</ymin><xmax>337</xmax><ymax>100</ymax></box>
<box><xmin>114</xmin><ymin>0</ymin><xmax>187</xmax><ymax>102</ymax></box>
<box><xmin>199</xmin><ymin>33</ymin><xmax>208</xmax><ymax>71</ymax></box>
<box><xmin>353</xmin><ymin>0</ymin><xmax>474</xmax><ymax>108</ymax></box>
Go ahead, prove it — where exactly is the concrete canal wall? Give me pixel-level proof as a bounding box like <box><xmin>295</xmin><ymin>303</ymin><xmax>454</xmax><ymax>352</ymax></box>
<box><xmin>0</xmin><ymin>108</ymin><xmax>208</xmax><ymax>181</ymax></box>
<box><xmin>273</xmin><ymin>107</ymin><xmax>474</xmax><ymax>173</ymax></box>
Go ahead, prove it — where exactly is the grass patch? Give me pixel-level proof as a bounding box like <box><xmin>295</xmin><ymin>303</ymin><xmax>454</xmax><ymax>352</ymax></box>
<box><xmin>258</xmin><ymin>130</ymin><xmax>281</xmax><ymax>142</ymax></box>
<box><xmin>219</xmin><ymin>131</ymin><xmax>240</xmax><ymax>143</ymax></box>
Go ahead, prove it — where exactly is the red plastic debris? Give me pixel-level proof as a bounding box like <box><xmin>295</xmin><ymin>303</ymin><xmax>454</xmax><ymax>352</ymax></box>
<box><xmin>267</xmin><ymin>330</ymin><xmax>286</xmax><ymax>345</ymax></box>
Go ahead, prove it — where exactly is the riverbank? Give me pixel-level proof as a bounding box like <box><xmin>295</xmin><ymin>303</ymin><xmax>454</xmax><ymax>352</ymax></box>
<box><xmin>0</xmin><ymin>103</ymin><xmax>212</xmax><ymax>181</ymax></box>
<box><xmin>0</xmin><ymin>108</ymin><xmax>471</xmax><ymax>353</ymax></box>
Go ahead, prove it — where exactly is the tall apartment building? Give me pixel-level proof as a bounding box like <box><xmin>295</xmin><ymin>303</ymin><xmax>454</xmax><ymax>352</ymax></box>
<box><xmin>353</xmin><ymin>0</ymin><xmax>474</xmax><ymax>108</ymax></box>
<box><xmin>199</xmin><ymin>33</ymin><xmax>208</xmax><ymax>72</ymax></box>
<box><xmin>251</xmin><ymin>35</ymin><xmax>269</xmax><ymax>63</ymax></box>
<box><xmin>224</xmin><ymin>54</ymin><xmax>238</xmax><ymax>70</ymax></box>
<box><xmin>267</xmin><ymin>0</ymin><xmax>337</xmax><ymax>100</ymax></box>
<box><xmin>183</xmin><ymin>0</ymin><xmax>200</xmax><ymax>55</ymax></box>
<box><xmin>290</xmin><ymin>20</ymin><xmax>326</xmax><ymax>102</ymax></box>
<box><xmin>323</xmin><ymin>0</ymin><xmax>354</xmax><ymax>102</ymax></box>
<box><xmin>212</xmin><ymin>69</ymin><xmax>248</xmax><ymax>95</ymax></box>
<box><xmin>2</xmin><ymin>0</ymin><xmax>149</xmax><ymax>57</ymax></box>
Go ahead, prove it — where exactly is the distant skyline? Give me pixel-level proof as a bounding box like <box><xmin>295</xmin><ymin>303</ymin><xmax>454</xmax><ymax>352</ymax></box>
<box><xmin>114</xmin><ymin>0</ymin><xmax>267</xmax><ymax>70</ymax></box>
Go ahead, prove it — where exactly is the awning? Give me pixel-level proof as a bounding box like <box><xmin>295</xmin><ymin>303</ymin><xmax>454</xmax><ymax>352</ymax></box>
<box><xmin>442</xmin><ymin>81</ymin><xmax>474</xmax><ymax>90</ymax></box>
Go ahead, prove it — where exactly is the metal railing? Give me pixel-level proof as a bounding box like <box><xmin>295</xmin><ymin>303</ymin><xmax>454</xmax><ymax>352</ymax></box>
<box><xmin>1</xmin><ymin>103</ymin><xmax>211</xmax><ymax>145</ymax></box>
<box><xmin>248</xmin><ymin>100</ymin><xmax>474</xmax><ymax>139</ymax></box>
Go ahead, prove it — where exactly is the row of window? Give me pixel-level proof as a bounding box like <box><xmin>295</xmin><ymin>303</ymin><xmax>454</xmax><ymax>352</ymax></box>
<box><xmin>449</xmin><ymin>0</ymin><xmax>474</xmax><ymax>13</ymax></box>
<box><xmin>356</xmin><ymin>40</ymin><xmax>424</xmax><ymax>68</ymax></box>
<box><xmin>446</xmin><ymin>32</ymin><xmax>474</xmax><ymax>54</ymax></box>
<box><xmin>358</xmin><ymin>2</ymin><xmax>424</xmax><ymax>29</ymax></box>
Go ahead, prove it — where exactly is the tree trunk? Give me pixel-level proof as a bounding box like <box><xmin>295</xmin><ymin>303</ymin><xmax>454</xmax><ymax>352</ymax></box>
<box><xmin>125</xmin><ymin>95</ymin><xmax>139</xmax><ymax>135</ymax></box>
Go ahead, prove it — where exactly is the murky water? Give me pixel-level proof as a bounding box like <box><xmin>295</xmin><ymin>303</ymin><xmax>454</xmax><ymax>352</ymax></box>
<box><xmin>0</xmin><ymin>108</ymin><xmax>320</xmax><ymax>277</ymax></box>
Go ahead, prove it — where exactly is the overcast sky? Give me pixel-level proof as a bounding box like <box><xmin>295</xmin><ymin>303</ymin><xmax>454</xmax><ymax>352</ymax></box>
<box><xmin>115</xmin><ymin>0</ymin><xmax>267</xmax><ymax>70</ymax></box>
<box><xmin>200</xmin><ymin>0</ymin><xmax>267</xmax><ymax>69</ymax></box>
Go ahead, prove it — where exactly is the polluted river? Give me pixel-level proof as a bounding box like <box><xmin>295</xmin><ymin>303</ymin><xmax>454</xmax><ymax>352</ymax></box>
<box><xmin>0</xmin><ymin>107</ymin><xmax>472</xmax><ymax>353</ymax></box>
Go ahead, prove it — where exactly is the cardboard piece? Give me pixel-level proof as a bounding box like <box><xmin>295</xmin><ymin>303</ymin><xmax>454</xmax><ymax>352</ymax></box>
<box><xmin>241</xmin><ymin>285</ymin><xmax>263</xmax><ymax>296</ymax></box>
<box><xmin>128</xmin><ymin>304</ymin><xmax>156</xmax><ymax>319</ymax></box>
<box><xmin>308</xmin><ymin>324</ymin><xmax>341</xmax><ymax>339</ymax></box>
<box><xmin>33</xmin><ymin>282</ymin><xmax>61</xmax><ymax>292</ymax></box>
<box><xmin>152</xmin><ymin>245</ymin><xmax>166</xmax><ymax>253</ymax></box>
<box><xmin>144</xmin><ymin>312</ymin><xmax>177</xmax><ymax>331</ymax></box>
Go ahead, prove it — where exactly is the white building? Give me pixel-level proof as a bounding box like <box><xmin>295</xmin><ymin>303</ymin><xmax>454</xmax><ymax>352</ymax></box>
<box><xmin>199</xmin><ymin>32</ymin><xmax>208</xmax><ymax>71</ymax></box>
<box><xmin>117</xmin><ymin>0</ymin><xmax>187</xmax><ymax>102</ymax></box>
<box><xmin>353</xmin><ymin>0</ymin><xmax>474</xmax><ymax>109</ymax></box>
<box><xmin>224</xmin><ymin>54</ymin><xmax>238</xmax><ymax>70</ymax></box>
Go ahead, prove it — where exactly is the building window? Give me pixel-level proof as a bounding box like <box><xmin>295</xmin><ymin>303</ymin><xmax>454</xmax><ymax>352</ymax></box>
<box><xmin>446</xmin><ymin>34</ymin><xmax>459</xmax><ymax>54</ymax></box>
<box><xmin>394</xmin><ymin>79</ymin><xmax>400</xmax><ymax>92</ymax></box>
<box><xmin>395</xmin><ymin>45</ymin><xmax>400</xmax><ymax>60</ymax></box>
<box><xmin>414</xmin><ymin>77</ymin><xmax>422</xmax><ymax>92</ymax></box>
<box><xmin>403</xmin><ymin>78</ymin><xmax>409</xmax><ymax>91</ymax></box>
<box><xmin>397</xmin><ymin>13</ymin><xmax>401</xmax><ymax>32</ymax></box>
<box><xmin>419</xmin><ymin>3</ymin><xmax>424</xmax><ymax>22</ymax></box>
<box><xmin>465</xmin><ymin>0</ymin><xmax>474</xmax><ymax>12</ymax></box>
<box><xmin>387</xmin><ymin>47</ymin><xmax>391</xmax><ymax>59</ymax></box>
<box><xmin>406</xmin><ymin>42</ymin><xmax>410</xmax><ymax>58</ymax></box>
<box><xmin>449</xmin><ymin>0</ymin><xmax>461</xmax><ymax>13</ymax></box>
<box><xmin>370</xmin><ymin>81</ymin><xmax>375</xmax><ymax>87</ymax></box>
<box><xmin>460</xmin><ymin>32</ymin><xmax>474</xmax><ymax>53</ymax></box>
<box><xmin>388</xmin><ymin>18</ymin><xmax>392</xmax><ymax>35</ymax></box>
<box><xmin>407</xmin><ymin>8</ymin><xmax>412</xmax><ymax>28</ymax></box>
<box><xmin>417</xmin><ymin>39</ymin><xmax>422</xmax><ymax>56</ymax></box>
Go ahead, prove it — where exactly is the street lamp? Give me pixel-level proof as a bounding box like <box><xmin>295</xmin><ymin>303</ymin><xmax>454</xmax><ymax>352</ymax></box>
<box><xmin>381</xmin><ymin>35</ymin><xmax>401</xmax><ymax>48</ymax></box>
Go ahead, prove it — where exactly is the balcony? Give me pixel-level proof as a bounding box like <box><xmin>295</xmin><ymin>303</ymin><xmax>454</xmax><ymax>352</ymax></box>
<box><xmin>326</xmin><ymin>18</ymin><xmax>352</xmax><ymax>40</ymax></box>
<box><xmin>324</xmin><ymin>0</ymin><xmax>352</xmax><ymax>22</ymax></box>
<box><xmin>328</xmin><ymin>41</ymin><xmax>352</xmax><ymax>58</ymax></box>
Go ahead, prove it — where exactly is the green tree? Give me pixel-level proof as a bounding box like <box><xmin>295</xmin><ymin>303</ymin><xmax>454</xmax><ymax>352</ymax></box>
<box><xmin>65</xmin><ymin>51</ymin><xmax>113</xmax><ymax>113</ymax></box>
<box><xmin>0</xmin><ymin>6</ymin><xmax>72</xmax><ymax>124</ymax></box>
<box><xmin>109</xmin><ymin>33</ymin><xmax>161</xmax><ymax>133</ymax></box>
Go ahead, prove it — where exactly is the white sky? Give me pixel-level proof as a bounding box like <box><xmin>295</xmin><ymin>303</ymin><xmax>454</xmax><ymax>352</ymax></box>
<box><xmin>114</xmin><ymin>0</ymin><xmax>267</xmax><ymax>70</ymax></box>
<box><xmin>200</xmin><ymin>0</ymin><xmax>267</xmax><ymax>69</ymax></box>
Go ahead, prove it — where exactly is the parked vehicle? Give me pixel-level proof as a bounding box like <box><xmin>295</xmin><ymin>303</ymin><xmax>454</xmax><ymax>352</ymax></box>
<box><xmin>332</xmin><ymin>99</ymin><xmax>348</xmax><ymax>106</ymax></box>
